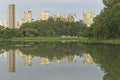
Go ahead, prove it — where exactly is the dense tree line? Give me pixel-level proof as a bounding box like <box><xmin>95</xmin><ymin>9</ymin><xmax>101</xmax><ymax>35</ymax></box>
<box><xmin>0</xmin><ymin>26</ymin><xmax>21</xmax><ymax>38</ymax></box>
<box><xmin>103</xmin><ymin>0</ymin><xmax>120</xmax><ymax>8</ymax></box>
<box><xmin>83</xmin><ymin>0</ymin><xmax>120</xmax><ymax>39</ymax></box>
<box><xmin>20</xmin><ymin>19</ymin><xmax>87</xmax><ymax>37</ymax></box>
<box><xmin>0</xmin><ymin>19</ymin><xmax>87</xmax><ymax>38</ymax></box>
<box><xmin>1</xmin><ymin>0</ymin><xmax>119</xmax><ymax>39</ymax></box>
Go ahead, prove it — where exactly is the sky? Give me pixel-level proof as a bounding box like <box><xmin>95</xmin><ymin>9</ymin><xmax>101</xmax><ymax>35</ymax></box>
<box><xmin>0</xmin><ymin>0</ymin><xmax>104</xmax><ymax>21</ymax></box>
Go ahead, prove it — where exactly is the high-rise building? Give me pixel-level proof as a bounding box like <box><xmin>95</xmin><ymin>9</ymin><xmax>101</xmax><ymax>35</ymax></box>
<box><xmin>24</xmin><ymin>11</ymin><xmax>33</xmax><ymax>23</ymax></box>
<box><xmin>67</xmin><ymin>14</ymin><xmax>76</xmax><ymax>22</ymax></box>
<box><xmin>0</xmin><ymin>20</ymin><xmax>4</xmax><ymax>26</ymax></box>
<box><xmin>54</xmin><ymin>13</ymin><xmax>64</xmax><ymax>21</ymax></box>
<box><xmin>62</xmin><ymin>16</ymin><xmax>68</xmax><ymax>22</ymax></box>
<box><xmin>40</xmin><ymin>11</ymin><xmax>50</xmax><ymax>20</ymax></box>
<box><xmin>7</xmin><ymin>4</ymin><xmax>16</xmax><ymax>28</ymax></box>
<box><xmin>54</xmin><ymin>14</ymin><xmax>76</xmax><ymax>22</ymax></box>
<box><xmin>18</xmin><ymin>11</ymin><xmax>33</xmax><ymax>28</ymax></box>
<box><xmin>17</xmin><ymin>19</ymin><xmax>24</xmax><ymax>28</ymax></box>
<box><xmin>83</xmin><ymin>11</ymin><xmax>96</xmax><ymax>27</ymax></box>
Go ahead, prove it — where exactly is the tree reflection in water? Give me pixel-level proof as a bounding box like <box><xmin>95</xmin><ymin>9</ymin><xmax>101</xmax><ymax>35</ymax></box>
<box><xmin>0</xmin><ymin>42</ymin><xmax>120</xmax><ymax>80</ymax></box>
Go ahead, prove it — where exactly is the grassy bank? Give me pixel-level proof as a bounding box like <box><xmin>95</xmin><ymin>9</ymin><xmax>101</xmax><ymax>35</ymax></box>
<box><xmin>79</xmin><ymin>38</ymin><xmax>120</xmax><ymax>44</ymax></box>
<box><xmin>10</xmin><ymin>37</ymin><xmax>81</xmax><ymax>42</ymax></box>
<box><xmin>2</xmin><ymin>37</ymin><xmax>120</xmax><ymax>44</ymax></box>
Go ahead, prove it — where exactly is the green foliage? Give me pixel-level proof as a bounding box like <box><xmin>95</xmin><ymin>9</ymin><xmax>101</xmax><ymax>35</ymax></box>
<box><xmin>0</xmin><ymin>19</ymin><xmax>87</xmax><ymax>39</ymax></box>
<box><xmin>0</xmin><ymin>42</ymin><xmax>84</xmax><ymax>59</ymax></box>
<box><xmin>1</xmin><ymin>41</ymin><xmax>120</xmax><ymax>80</ymax></box>
<box><xmin>20</xmin><ymin>20</ymin><xmax>87</xmax><ymax>37</ymax></box>
<box><xmin>82</xmin><ymin>27</ymin><xmax>94</xmax><ymax>39</ymax></box>
<box><xmin>84</xmin><ymin>1</ymin><xmax>120</xmax><ymax>39</ymax></box>
<box><xmin>0</xmin><ymin>28</ymin><xmax>22</xmax><ymax>39</ymax></box>
<box><xmin>103</xmin><ymin>0</ymin><xmax>120</xmax><ymax>8</ymax></box>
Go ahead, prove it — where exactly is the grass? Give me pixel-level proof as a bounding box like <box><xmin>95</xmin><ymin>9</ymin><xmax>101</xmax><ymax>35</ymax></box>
<box><xmin>10</xmin><ymin>37</ymin><xmax>81</xmax><ymax>42</ymax></box>
<box><xmin>1</xmin><ymin>37</ymin><xmax>120</xmax><ymax>44</ymax></box>
<box><xmin>78</xmin><ymin>38</ymin><xmax>120</xmax><ymax>44</ymax></box>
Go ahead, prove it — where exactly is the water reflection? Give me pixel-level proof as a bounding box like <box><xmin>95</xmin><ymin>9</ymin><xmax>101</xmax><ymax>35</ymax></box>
<box><xmin>0</xmin><ymin>49</ymin><xmax>95</xmax><ymax>73</ymax></box>
<box><xmin>0</xmin><ymin>42</ymin><xmax>119</xmax><ymax>80</ymax></box>
<box><xmin>8</xmin><ymin>50</ymin><xmax>16</xmax><ymax>72</ymax></box>
<box><xmin>82</xmin><ymin>53</ymin><xmax>94</xmax><ymax>65</ymax></box>
<box><xmin>83</xmin><ymin>44</ymin><xmax>120</xmax><ymax>80</ymax></box>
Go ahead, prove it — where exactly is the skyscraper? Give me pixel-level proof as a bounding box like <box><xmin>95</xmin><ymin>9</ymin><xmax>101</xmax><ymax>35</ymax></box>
<box><xmin>18</xmin><ymin>11</ymin><xmax>33</xmax><ymax>28</ymax></box>
<box><xmin>40</xmin><ymin>11</ymin><xmax>50</xmax><ymax>20</ymax></box>
<box><xmin>67</xmin><ymin>14</ymin><xmax>76</xmax><ymax>22</ymax></box>
<box><xmin>54</xmin><ymin>13</ymin><xmax>63</xmax><ymax>21</ymax></box>
<box><xmin>83</xmin><ymin>11</ymin><xmax>96</xmax><ymax>27</ymax></box>
<box><xmin>24</xmin><ymin>11</ymin><xmax>33</xmax><ymax>23</ymax></box>
<box><xmin>7</xmin><ymin>4</ymin><xmax>16</xmax><ymax>28</ymax></box>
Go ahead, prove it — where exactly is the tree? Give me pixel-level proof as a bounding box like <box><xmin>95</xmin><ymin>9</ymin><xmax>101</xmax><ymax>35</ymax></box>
<box><xmin>83</xmin><ymin>1</ymin><xmax>120</xmax><ymax>39</ymax></box>
<box><xmin>20</xmin><ymin>19</ymin><xmax>87</xmax><ymax>37</ymax></box>
<box><xmin>103</xmin><ymin>0</ymin><xmax>120</xmax><ymax>8</ymax></box>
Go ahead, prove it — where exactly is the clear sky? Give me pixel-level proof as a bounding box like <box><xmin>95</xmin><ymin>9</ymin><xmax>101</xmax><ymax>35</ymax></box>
<box><xmin>0</xmin><ymin>0</ymin><xmax>104</xmax><ymax>21</ymax></box>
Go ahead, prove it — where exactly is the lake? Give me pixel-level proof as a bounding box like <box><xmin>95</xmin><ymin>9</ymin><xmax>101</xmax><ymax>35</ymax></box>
<box><xmin>0</xmin><ymin>42</ymin><xmax>120</xmax><ymax>80</ymax></box>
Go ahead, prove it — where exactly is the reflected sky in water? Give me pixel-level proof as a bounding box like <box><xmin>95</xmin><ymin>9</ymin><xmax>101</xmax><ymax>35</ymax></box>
<box><xmin>0</xmin><ymin>49</ymin><xmax>104</xmax><ymax>80</ymax></box>
<box><xmin>2</xmin><ymin>42</ymin><xmax>120</xmax><ymax>80</ymax></box>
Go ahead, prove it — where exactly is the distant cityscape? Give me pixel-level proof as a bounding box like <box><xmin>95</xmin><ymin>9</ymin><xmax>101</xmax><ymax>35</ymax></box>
<box><xmin>0</xmin><ymin>49</ymin><xmax>94</xmax><ymax>73</ymax></box>
<box><xmin>0</xmin><ymin>4</ymin><xmax>96</xmax><ymax>29</ymax></box>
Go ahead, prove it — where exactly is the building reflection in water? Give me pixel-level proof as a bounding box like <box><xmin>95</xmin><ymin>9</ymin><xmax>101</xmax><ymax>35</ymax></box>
<box><xmin>0</xmin><ymin>49</ymin><xmax>95</xmax><ymax>72</ymax></box>
<box><xmin>24</xmin><ymin>55</ymin><xmax>32</xmax><ymax>66</ymax></box>
<box><xmin>68</xmin><ymin>55</ymin><xmax>77</xmax><ymax>63</ymax></box>
<box><xmin>7</xmin><ymin>50</ymin><xmax>16</xmax><ymax>73</ymax></box>
<box><xmin>40</xmin><ymin>57</ymin><xmax>50</xmax><ymax>66</ymax></box>
<box><xmin>82</xmin><ymin>53</ymin><xmax>94</xmax><ymax>65</ymax></box>
<box><xmin>53</xmin><ymin>55</ymin><xmax>77</xmax><ymax>63</ymax></box>
<box><xmin>0</xmin><ymin>49</ymin><xmax>7</xmax><ymax>58</ymax></box>
<box><xmin>19</xmin><ymin>51</ymin><xmax>32</xmax><ymax>66</ymax></box>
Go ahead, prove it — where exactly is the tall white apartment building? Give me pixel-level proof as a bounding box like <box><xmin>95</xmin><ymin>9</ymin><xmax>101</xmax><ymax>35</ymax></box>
<box><xmin>40</xmin><ymin>11</ymin><xmax>50</xmax><ymax>20</ymax></box>
<box><xmin>18</xmin><ymin>11</ymin><xmax>33</xmax><ymax>28</ymax></box>
<box><xmin>83</xmin><ymin>11</ymin><xmax>96</xmax><ymax>27</ymax></box>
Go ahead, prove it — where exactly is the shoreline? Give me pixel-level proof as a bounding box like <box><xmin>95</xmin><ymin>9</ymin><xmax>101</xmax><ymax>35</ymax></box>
<box><xmin>0</xmin><ymin>37</ymin><xmax>120</xmax><ymax>44</ymax></box>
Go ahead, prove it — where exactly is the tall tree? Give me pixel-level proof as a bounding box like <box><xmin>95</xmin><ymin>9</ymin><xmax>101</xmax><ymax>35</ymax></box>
<box><xmin>103</xmin><ymin>0</ymin><xmax>120</xmax><ymax>8</ymax></box>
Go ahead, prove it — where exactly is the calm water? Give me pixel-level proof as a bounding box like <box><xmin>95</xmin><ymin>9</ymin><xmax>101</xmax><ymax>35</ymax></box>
<box><xmin>0</xmin><ymin>42</ymin><xmax>120</xmax><ymax>80</ymax></box>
